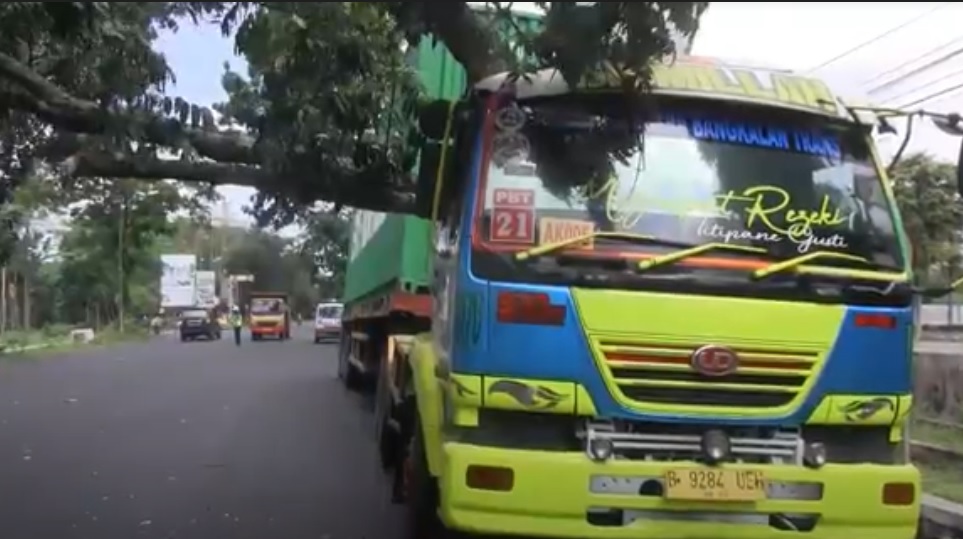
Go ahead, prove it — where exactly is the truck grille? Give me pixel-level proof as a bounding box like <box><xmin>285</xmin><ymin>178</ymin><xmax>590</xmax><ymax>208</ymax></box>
<box><xmin>593</xmin><ymin>339</ymin><xmax>822</xmax><ymax>410</ymax></box>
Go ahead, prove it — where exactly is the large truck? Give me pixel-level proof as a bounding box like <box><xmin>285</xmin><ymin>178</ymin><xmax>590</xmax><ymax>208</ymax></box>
<box><xmin>339</xmin><ymin>16</ymin><xmax>963</xmax><ymax>539</ymax></box>
<box><xmin>248</xmin><ymin>291</ymin><xmax>290</xmax><ymax>340</ymax></box>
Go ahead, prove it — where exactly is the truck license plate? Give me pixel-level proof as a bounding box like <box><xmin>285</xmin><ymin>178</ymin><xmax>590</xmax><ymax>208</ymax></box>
<box><xmin>664</xmin><ymin>468</ymin><xmax>766</xmax><ymax>502</ymax></box>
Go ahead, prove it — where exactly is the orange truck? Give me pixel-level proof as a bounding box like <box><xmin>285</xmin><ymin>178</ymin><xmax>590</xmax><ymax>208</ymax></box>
<box><xmin>248</xmin><ymin>291</ymin><xmax>290</xmax><ymax>341</ymax></box>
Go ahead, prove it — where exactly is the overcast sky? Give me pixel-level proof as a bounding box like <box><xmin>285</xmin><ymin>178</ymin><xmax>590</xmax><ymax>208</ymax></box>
<box><xmin>146</xmin><ymin>2</ymin><xmax>963</xmax><ymax>230</ymax></box>
<box><xmin>693</xmin><ymin>2</ymin><xmax>963</xmax><ymax>160</ymax></box>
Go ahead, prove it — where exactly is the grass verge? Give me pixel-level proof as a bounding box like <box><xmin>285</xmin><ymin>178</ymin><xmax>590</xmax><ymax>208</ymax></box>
<box><xmin>919</xmin><ymin>461</ymin><xmax>963</xmax><ymax>503</ymax></box>
<box><xmin>913</xmin><ymin>419</ymin><xmax>963</xmax><ymax>503</ymax></box>
<box><xmin>0</xmin><ymin>326</ymin><xmax>148</xmax><ymax>359</ymax></box>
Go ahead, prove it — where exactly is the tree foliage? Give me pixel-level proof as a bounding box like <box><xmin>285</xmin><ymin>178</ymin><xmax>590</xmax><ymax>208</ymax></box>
<box><xmin>890</xmin><ymin>152</ymin><xmax>963</xmax><ymax>283</ymax></box>
<box><xmin>0</xmin><ymin>1</ymin><xmax>708</xmax><ymax>230</ymax></box>
<box><xmin>296</xmin><ymin>208</ymin><xmax>351</xmax><ymax>299</ymax></box>
<box><xmin>56</xmin><ymin>179</ymin><xmax>198</xmax><ymax>324</ymax></box>
<box><xmin>5</xmin><ymin>203</ymin><xmax>332</xmax><ymax>329</ymax></box>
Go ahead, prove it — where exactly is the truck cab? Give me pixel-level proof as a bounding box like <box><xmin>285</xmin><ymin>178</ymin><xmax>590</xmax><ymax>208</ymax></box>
<box><xmin>380</xmin><ymin>58</ymin><xmax>963</xmax><ymax>539</ymax></box>
<box><xmin>248</xmin><ymin>292</ymin><xmax>290</xmax><ymax>341</ymax></box>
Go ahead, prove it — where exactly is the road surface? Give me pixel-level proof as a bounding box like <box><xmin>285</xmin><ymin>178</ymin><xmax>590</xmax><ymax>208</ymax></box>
<box><xmin>0</xmin><ymin>327</ymin><xmax>402</xmax><ymax>539</ymax></box>
<box><xmin>0</xmin><ymin>327</ymin><xmax>960</xmax><ymax>539</ymax></box>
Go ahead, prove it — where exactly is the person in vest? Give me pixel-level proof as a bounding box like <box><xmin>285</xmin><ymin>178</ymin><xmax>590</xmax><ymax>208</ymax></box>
<box><xmin>230</xmin><ymin>305</ymin><xmax>243</xmax><ymax>346</ymax></box>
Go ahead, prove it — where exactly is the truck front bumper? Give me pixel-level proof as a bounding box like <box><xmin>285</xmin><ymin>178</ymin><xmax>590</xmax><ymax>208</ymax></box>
<box><xmin>250</xmin><ymin>326</ymin><xmax>282</xmax><ymax>335</ymax></box>
<box><xmin>439</xmin><ymin>443</ymin><xmax>919</xmax><ymax>539</ymax></box>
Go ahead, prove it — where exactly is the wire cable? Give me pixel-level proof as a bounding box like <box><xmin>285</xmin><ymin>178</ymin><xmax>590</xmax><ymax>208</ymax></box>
<box><xmin>880</xmin><ymin>64</ymin><xmax>963</xmax><ymax>104</ymax></box>
<box><xmin>895</xmin><ymin>79</ymin><xmax>963</xmax><ymax>109</ymax></box>
<box><xmin>869</xmin><ymin>44</ymin><xmax>963</xmax><ymax>95</ymax></box>
<box><xmin>861</xmin><ymin>33</ymin><xmax>963</xmax><ymax>87</ymax></box>
<box><xmin>804</xmin><ymin>3</ymin><xmax>949</xmax><ymax>74</ymax></box>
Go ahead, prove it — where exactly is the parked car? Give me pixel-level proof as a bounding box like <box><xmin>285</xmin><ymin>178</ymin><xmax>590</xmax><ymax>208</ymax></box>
<box><xmin>179</xmin><ymin>308</ymin><xmax>221</xmax><ymax>341</ymax></box>
<box><xmin>314</xmin><ymin>302</ymin><xmax>343</xmax><ymax>343</ymax></box>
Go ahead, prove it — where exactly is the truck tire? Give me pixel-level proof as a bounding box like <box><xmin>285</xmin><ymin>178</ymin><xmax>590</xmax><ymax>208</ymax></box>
<box><xmin>403</xmin><ymin>413</ymin><xmax>451</xmax><ymax>539</ymax></box>
<box><xmin>374</xmin><ymin>352</ymin><xmax>398</xmax><ymax>470</ymax></box>
<box><xmin>337</xmin><ymin>334</ymin><xmax>362</xmax><ymax>390</ymax></box>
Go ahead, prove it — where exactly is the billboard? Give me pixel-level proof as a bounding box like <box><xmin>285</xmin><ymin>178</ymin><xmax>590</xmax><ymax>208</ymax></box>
<box><xmin>194</xmin><ymin>271</ymin><xmax>217</xmax><ymax>308</ymax></box>
<box><xmin>160</xmin><ymin>254</ymin><xmax>197</xmax><ymax>307</ymax></box>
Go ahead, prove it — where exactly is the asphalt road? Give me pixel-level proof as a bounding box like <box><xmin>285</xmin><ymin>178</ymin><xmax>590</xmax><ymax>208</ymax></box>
<box><xmin>0</xmin><ymin>327</ymin><xmax>959</xmax><ymax>539</ymax></box>
<box><xmin>0</xmin><ymin>326</ymin><xmax>402</xmax><ymax>539</ymax></box>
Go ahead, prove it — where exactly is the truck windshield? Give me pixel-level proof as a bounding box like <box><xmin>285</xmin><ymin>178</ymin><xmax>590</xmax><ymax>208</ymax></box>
<box><xmin>472</xmin><ymin>98</ymin><xmax>903</xmax><ymax>280</ymax></box>
<box><xmin>251</xmin><ymin>298</ymin><xmax>282</xmax><ymax>314</ymax></box>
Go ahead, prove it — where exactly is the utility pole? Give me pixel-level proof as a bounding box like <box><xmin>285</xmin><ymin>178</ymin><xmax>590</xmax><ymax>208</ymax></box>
<box><xmin>117</xmin><ymin>187</ymin><xmax>126</xmax><ymax>332</ymax></box>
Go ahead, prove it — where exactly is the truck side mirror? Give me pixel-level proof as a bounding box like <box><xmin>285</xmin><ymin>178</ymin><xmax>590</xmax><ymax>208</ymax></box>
<box><xmin>413</xmin><ymin>99</ymin><xmax>465</xmax><ymax>219</ymax></box>
<box><xmin>930</xmin><ymin>114</ymin><xmax>963</xmax><ymax>196</ymax></box>
<box><xmin>956</xmin><ymin>138</ymin><xmax>963</xmax><ymax>197</ymax></box>
<box><xmin>419</xmin><ymin>99</ymin><xmax>454</xmax><ymax>140</ymax></box>
<box><xmin>414</xmin><ymin>141</ymin><xmax>443</xmax><ymax>219</ymax></box>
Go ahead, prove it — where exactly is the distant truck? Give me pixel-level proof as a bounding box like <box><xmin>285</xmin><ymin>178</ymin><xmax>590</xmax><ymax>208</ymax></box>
<box><xmin>248</xmin><ymin>291</ymin><xmax>290</xmax><ymax>341</ymax></box>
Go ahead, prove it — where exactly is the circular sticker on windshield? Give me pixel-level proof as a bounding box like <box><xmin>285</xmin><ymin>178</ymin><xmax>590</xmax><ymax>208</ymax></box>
<box><xmin>492</xmin><ymin>132</ymin><xmax>530</xmax><ymax>166</ymax></box>
<box><xmin>494</xmin><ymin>103</ymin><xmax>526</xmax><ymax>132</ymax></box>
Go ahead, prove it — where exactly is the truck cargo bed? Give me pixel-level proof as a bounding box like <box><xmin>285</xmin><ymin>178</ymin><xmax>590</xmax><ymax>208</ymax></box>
<box><xmin>343</xmin><ymin>214</ymin><xmax>432</xmax><ymax>304</ymax></box>
<box><xmin>343</xmin><ymin>10</ymin><xmax>542</xmax><ymax>309</ymax></box>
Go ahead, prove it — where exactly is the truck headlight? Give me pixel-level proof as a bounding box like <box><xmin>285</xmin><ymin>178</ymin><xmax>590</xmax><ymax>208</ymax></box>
<box><xmin>587</xmin><ymin>437</ymin><xmax>615</xmax><ymax>462</ymax></box>
<box><xmin>700</xmin><ymin>429</ymin><xmax>731</xmax><ymax>465</ymax></box>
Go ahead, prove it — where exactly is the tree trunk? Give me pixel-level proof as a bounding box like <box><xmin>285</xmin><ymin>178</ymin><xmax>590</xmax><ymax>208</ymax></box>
<box><xmin>0</xmin><ymin>266</ymin><xmax>6</xmax><ymax>335</ymax></box>
<box><xmin>23</xmin><ymin>273</ymin><xmax>31</xmax><ymax>330</ymax></box>
<box><xmin>7</xmin><ymin>273</ymin><xmax>18</xmax><ymax>331</ymax></box>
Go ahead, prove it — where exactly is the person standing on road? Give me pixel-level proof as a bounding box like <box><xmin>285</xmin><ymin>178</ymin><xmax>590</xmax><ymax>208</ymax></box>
<box><xmin>230</xmin><ymin>305</ymin><xmax>243</xmax><ymax>346</ymax></box>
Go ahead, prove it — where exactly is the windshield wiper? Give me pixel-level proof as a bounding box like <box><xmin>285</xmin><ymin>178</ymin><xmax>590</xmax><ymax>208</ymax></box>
<box><xmin>752</xmin><ymin>251</ymin><xmax>908</xmax><ymax>282</ymax></box>
<box><xmin>636</xmin><ymin>242</ymin><xmax>768</xmax><ymax>272</ymax></box>
<box><xmin>514</xmin><ymin>231</ymin><xmax>673</xmax><ymax>261</ymax></box>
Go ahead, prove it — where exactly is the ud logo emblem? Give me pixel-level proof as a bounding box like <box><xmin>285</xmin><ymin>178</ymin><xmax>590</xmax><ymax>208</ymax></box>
<box><xmin>690</xmin><ymin>345</ymin><xmax>739</xmax><ymax>377</ymax></box>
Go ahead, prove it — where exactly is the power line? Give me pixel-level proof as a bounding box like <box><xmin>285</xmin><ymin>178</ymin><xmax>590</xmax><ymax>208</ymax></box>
<box><xmin>805</xmin><ymin>3</ymin><xmax>949</xmax><ymax>74</ymax></box>
<box><xmin>896</xmin><ymin>79</ymin><xmax>963</xmax><ymax>109</ymax></box>
<box><xmin>861</xmin><ymin>33</ymin><xmax>963</xmax><ymax>87</ymax></box>
<box><xmin>869</xmin><ymin>43</ymin><xmax>963</xmax><ymax>95</ymax></box>
<box><xmin>879</xmin><ymin>64</ymin><xmax>963</xmax><ymax>104</ymax></box>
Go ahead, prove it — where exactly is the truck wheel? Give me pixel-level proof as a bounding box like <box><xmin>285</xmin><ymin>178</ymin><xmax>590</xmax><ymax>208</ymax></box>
<box><xmin>374</xmin><ymin>356</ymin><xmax>398</xmax><ymax>470</ymax></box>
<box><xmin>402</xmin><ymin>413</ymin><xmax>450</xmax><ymax>539</ymax></box>
<box><xmin>337</xmin><ymin>334</ymin><xmax>362</xmax><ymax>390</ymax></box>
<box><xmin>337</xmin><ymin>334</ymin><xmax>349</xmax><ymax>379</ymax></box>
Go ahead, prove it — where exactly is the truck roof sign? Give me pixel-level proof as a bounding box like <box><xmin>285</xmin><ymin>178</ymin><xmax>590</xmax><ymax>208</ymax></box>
<box><xmin>650</xmin><ymin>62</ymin><xmax>837</xmax><ymax>114</ymax></box>
<box><xmin>475</xmin><ymin>60</ymin><xmax>842</xmax><ymax>117</ymax></box>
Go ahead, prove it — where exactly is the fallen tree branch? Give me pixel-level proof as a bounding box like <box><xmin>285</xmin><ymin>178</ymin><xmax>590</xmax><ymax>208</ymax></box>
<box><xmin>0</xmin><ymin>50</ymin><xmax>261</xmax><ymax>165</ymax></box>
<box><xmin>60</xmin><ymin>149</ymin><xmax>416</xmax><ymax>213</ymax></box>
<box><xmin>412</xmin><ymin>1</ymin><xmax>505</xmax><ymax>83</ymax></box>
<box><xmin>0</xmin><ymin>50</ymin><xmax>421</xmax><ymax>212</ymax></box>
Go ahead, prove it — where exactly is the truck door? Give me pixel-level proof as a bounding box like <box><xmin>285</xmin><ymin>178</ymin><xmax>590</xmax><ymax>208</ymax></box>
<box><xmin>432</xmin><ymin>195</ymin><xmax>462</xmax><ymax>363</ymax></box>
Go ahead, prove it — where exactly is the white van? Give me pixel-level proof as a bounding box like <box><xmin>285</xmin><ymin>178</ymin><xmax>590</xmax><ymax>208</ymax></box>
<box><xmin>314</xmin><ymin>302</ymin><xmax>343</xmax><ymax>344</ymax></box>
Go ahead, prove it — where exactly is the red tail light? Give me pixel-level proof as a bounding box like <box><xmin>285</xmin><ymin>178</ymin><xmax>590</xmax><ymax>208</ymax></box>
<box><xmin>496</xmin><ymin>292</ymin><xmax>565</xmax><ymax>326</ymax></box>
<box><xmin>855</xmin><ymin>313</ymin><xmax>896</xmax><ymax>329</ymax></box>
